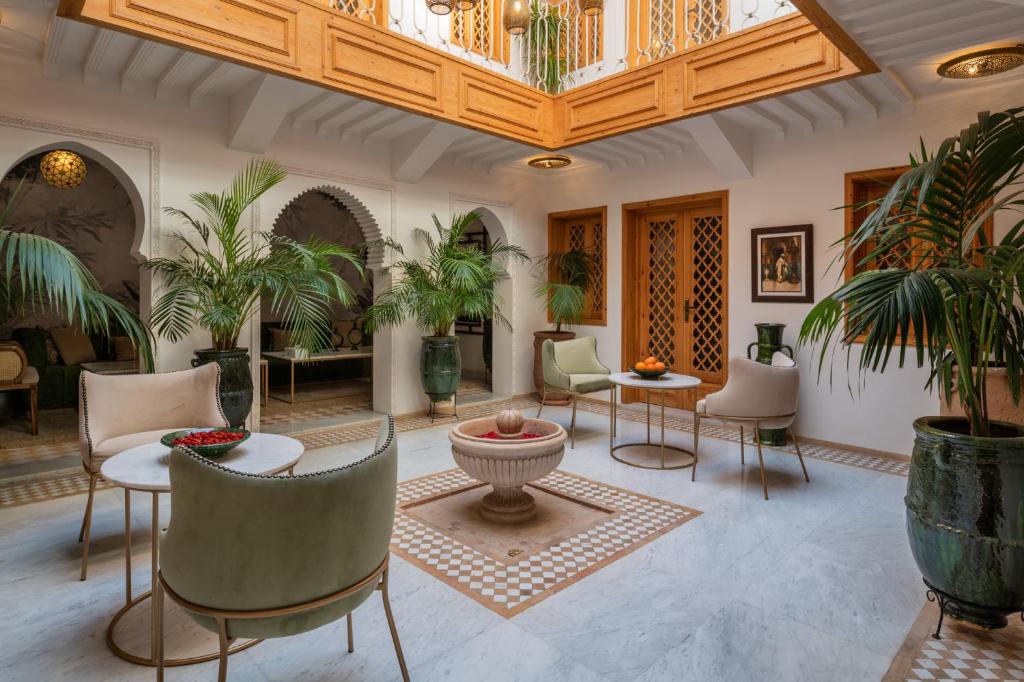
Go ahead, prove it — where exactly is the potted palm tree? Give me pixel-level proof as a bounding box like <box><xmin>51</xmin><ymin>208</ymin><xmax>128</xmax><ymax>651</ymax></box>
<box><xmin>800</xmin><ymin>108</ymin><xmax>1024</xmax><ymax>629</ymax></box>
<box><xmin>532</xmin><ymin>247</ymin><xmax>600</xmax><ymax>403</ymax></box>
<box><xmin>362</xmin><ymin>212</ymin><xmax>528</xmax><ymax>406</ymax></box>
<box><xmin>1</xmin><ymin>184</ymin><xmax>153</xmax><ymax>368</ymax></box>
<box><xmin>146</xmin><ymin>158</ymin><xmax>363</xmax><ymax>425</ymax></box>
<box><xmin>521</xmin><ymin>0</ymin><xmax>572</xmax><ymax>94</ymax></box>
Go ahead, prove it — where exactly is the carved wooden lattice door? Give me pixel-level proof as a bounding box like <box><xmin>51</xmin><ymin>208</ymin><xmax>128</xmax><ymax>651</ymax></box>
<box><xmin>627</xmin><ymin>203</ymin><xmax>726</xmax><ymax>410</ymax></box>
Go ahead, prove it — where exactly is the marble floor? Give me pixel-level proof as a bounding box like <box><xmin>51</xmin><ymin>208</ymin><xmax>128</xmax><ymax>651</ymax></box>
<box><xmin>0</xmin><ymin>405</ymin><xmax>923</xmax><ymax>681</ymax></box>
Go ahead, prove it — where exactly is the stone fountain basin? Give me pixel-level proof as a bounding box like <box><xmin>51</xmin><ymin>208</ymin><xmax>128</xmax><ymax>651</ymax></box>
<box><xmin>449</xmin><ymin>417</ymin><xmax>568</xmax><ymax>523</ymax></box>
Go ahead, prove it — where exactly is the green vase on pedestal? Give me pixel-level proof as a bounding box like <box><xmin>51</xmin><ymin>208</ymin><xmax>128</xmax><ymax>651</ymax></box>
<box><xmin>420</xmin><ymin>336</ymin><xmax>461</xmax><ymax>403</ymax></box>
<box><xmin>746</xmin><ymin>323</ymin><xmax>794</xmax><ymax>446</ymax></box>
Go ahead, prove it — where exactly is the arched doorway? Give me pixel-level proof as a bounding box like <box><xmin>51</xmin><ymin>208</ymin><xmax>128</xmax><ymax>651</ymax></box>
<box><xmin>258</xmin><ymin>187</ymin><xmax>382</xmax><ymax>432</ymax></box>
<box><xmin>0</xmin><ymin>144</ymin><xmax>146</xmax><ymax>432</ymax></box>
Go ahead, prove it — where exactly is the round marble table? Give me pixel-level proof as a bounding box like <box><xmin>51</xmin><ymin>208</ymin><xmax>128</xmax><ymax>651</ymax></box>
<box><xmin>100</xmin><ymin>432</ymin><xmax>304</xmax><ymax>667</ymax></box>
<box><xmin>608</xmin><ymin>371</ymin><xmax>701</xmax><ymax>470</ymax></box>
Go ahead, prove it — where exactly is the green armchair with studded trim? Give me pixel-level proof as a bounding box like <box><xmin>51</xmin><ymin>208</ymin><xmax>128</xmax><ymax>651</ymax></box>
<box><xmin>156</xmin><ymin>415</ymin><xmax>408</xmax><ymax>682</ymax></box>
<box><xmin>536</xmin><ymin>336</ymin><xmax>611</xmax><ymax>448</ymax></box>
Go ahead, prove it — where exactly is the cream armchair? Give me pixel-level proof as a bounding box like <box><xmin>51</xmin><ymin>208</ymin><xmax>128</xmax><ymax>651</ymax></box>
<box><xmin>536</xmin><ymin>336</ymin><xmax>611</xmax><ymax>448</ymax></box>
<box><xmin>692</xmin><ymin>354</ymin><xmax>809</xmax><ymax>500</ymax></box>
<box><xmin>77</xmin><ymin>364</ymin><xmax>227</xmax><ymax>580</ymax></box>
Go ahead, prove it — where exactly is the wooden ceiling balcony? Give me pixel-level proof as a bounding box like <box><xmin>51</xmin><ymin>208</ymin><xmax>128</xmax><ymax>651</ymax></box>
<box><xmin>56</xmin><ymin>0</ymin><xmax>876</xmax><ymax>151</ymax></box>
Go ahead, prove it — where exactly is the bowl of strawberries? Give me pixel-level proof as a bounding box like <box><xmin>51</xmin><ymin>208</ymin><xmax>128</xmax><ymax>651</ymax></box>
<box><xmin>160</xmin><ymin>427</ymin><xmax>251</xmax><ymax>459</ymax></box>
<box><xmin>631</xmin><ymin>355</ymin><xmax>669</xmax><ymax>379</ymax></box>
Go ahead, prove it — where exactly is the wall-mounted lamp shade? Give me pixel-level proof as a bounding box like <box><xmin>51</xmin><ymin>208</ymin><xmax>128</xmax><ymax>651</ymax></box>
<box><xmin>426</xmin><ymin>0</ymin><xmax>454</xmax><ymax>15</ymax></box>
<box><xmin>938</xmin><ymin>45</ymin><xmax>1024</xmax><ymax>79</ymax></box>
<box><xmin>527</xmin><ymin>154</ymin><xmax>572</xmax><ymax>170</ymax></box>
<box><xmin>577</xmin><ymin>0</ymin><xmax>603</xmax><ymax>16</ymax></box>
<box><xmin>39</xmin><ymin>150</ymin><xmax>87</xmax><ymax>189</ymax></box>
<box><xmin>502</xmin><ymin>0</ymin><xmax>530</xmax><ymax>35</ymax></box>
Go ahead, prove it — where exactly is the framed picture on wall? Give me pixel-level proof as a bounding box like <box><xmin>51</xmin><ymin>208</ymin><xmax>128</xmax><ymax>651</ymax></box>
<box><xmin>751</xmin><ymin>225</ymin><xmax>814</xmax><ymax>303</ymax></box>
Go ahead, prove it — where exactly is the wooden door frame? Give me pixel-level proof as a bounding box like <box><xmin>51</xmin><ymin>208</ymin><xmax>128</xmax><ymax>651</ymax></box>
<box><xmin>620</xmin><ymin>190</ymin><xmax>729</xmax><ymax>406</ymax></box>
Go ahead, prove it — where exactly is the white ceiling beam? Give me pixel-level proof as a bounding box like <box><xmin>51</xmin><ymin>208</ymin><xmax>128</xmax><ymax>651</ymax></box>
<box><xmin>120</xmin><ymin>39</ymin><xmax>157</xmax><ymax>93</ymax></box>
<box><xmin>563</xmin><ymin>146</ymin><xmax>616</xmax><ymax>171</ymax></box>
<box><xmin>602</xmin><ymin>136</ymin><xmax>666</xmax><ymax>160</ymax></box>
<box><xmin>765</xmin><ymin>97</ymin><xmax>816</xmax><ymax>133</ymax></box>
<box><xmin>155</xmin><ymin>51</ymin><xmax>198</xmax><ymax>100</ymax></box>
<box><xmin>989</xmin><ymin>0</ymin><xmax>1024</xmax><ymax>5</ymax></box>
<box><xmin>391</xmin><ymin>122</ymin><xmax>468</xmax><ymax>182</ymax></box>
<box><xmin>227</xmin><ymin>74</ymin><xmax>311</xmax><ymax>153</ymax></box>
<box><xmin>452</xmin><ymin>138</ymin><xmax>510</xmax><ymax>167</ymax></box>
<box><xmin>316</xmin><ymin>99</ymin><xmax>377</xmax><ymax>136</ymax></box>
<box><xmin>861</xmin><ymin>5</ymin><xmax>1008</xmax><ymax>47</ymax></box>
<box><xmin>460</xmin><ymin>140</ymin><xmax>521</xmax><ymax>166</ymax></box>
<box><xmin>638</xmin><ymin>127</ymin><xmax>690</xmax><ymax>154</ymax></box>
<box><xmin>871</xmin><ymin>8</ymin><xmax>1020</xmax><ymax>59</ymax></box>
<box><xmin>587</xmin><ymin>140</ymin><xmax>645</xmax><ymax>166</ymax></box>
<box><xmin>342</xmin><ymin>109</ymin><xmax>405</xmax><ymax>143</ymax></box>
<box><xmin>364</xmin><ymin>114</ymin><xmax>425</xmax><ymax>143</ymax></box>
<box><xmin>188</xmin><ymin>61</ymin><xmax>234</xmax><ymax>108</ymax></box>
<box><xmin>835</xmin><ymin>81</ymin><xmax>878</xmax><ymax>119</ymax></box>
<box><xmin>446</xmin><ymin>135</ymin><xmax>500</xmax><ymax>157</ymax></box>
<box><xmin>82</xmin><ymin>29</ymin><xmax>114</xmax><ymax>86</ymax></box>
<box><xmin>743</xmin><ymin>104</ymin><xmax>787</xmax><ymax>137</ymax></box>
<box><xmin>797</xmin><ymin>89</ymin><xmax>845</xmax><ymax>126</ymax></box>
<box><xmin>289</xmin><ymin>92</ymin><xmax>339</xmax><ymax>130</ymax></box>
<box><xmin>836</xmin><ymin>0</ymin><xmax>929</xmax><ymax>23</ymax></box>
<box><xmin>479</xmin><ymin>145</ymin><xmax>533</xmax><ymax>171</ymax></box>
<box><xmin>853</xmin><ymin>3</ymin><xmax>978</xmax><ymax>37</ymax></box>
<box><xmin>41</xmin><ymin>15</ymin><xmax>66</xmax><ymax>79</ymax></box>
<box><xmin>680</xmin><ymin>113</ymin><xmax>753</xmax><ymax>181</ymax></box>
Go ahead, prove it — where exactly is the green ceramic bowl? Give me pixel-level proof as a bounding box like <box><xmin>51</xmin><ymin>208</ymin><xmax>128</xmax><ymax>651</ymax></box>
<box><xmin>631</xmin><ymin>367</ymin><xmax>670</xmax><ymax>380</ymax></box>
<box><xmin>160</xmin><ymin>428</ymin><xmax>251</xmax><ymax>459</ymax></box>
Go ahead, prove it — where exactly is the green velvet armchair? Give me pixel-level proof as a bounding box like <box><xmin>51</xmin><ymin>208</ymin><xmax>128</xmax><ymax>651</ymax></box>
<box><xmin>537</xmin><ymin>336</ymin><xmax>611</xmax><ymax>448</ymax></box>
<box><xmin>156</xmin><ymin>415</ymin><xmax>408</xmax><ymax>682</ymax></box>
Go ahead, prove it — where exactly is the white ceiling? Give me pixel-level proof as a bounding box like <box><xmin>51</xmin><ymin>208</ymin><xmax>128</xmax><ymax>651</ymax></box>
<box><xmin>0</xmin><ymin>0</ymin><xmax>1020</xmax><ymax>181</ymax></box>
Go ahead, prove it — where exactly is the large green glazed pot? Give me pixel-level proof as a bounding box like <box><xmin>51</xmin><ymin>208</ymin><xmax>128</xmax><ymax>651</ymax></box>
<box><xmin>906</xmin><ymin>416</ymin><xmax>1024</xmax><ymax>629</ymax></box>
<box><xmin>420</xmin><ymin>336</ymin><xmax>461</xmax><ymax>402</ymax></box>
<box><xmin>746</xmin><ymin>323</ymin><xmax>794</xmax><ymax>446</ymax></box>
<box><xmin>192</xmin><ymin>348</ymin><xmax>253</xmax><ymax>427</ymax></box>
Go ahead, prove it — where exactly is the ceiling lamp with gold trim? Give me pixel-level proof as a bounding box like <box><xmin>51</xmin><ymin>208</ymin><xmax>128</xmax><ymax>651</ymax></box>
<box><xmin>527</xmin><ymin>154</ymin><xmax>572</xmax><ymax>170</ymax></box>
<box><xmin>39</xmin><ymin>150</ymin><xmax>87</xmax><ymax>190</ymax></box>
<box><xmin>938</xmin><ymin>45</ymin><xmax>1024</xmax><ymax>79</ymax></box>
<box><xmin>455</xmin><ymin>0</ymin><xmax>480</xmax><ymax>9</ymax></box>
<box><xmin>502</xmin><ymin>0</ymin><xmax>529</xmax><ymax>35</ymax></box>
<box><xmin>577</xmin><ymin>0</ymin><xmax>603</xmax><ymax>16</ymax></box>
<box><xmin>426</xmin><ymin>0</ymin><xmax>454</xmax><ymax>15</ymax></box>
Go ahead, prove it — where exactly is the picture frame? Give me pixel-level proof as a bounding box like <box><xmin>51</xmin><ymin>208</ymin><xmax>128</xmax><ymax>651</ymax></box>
<box><xmin>750</xmin><ymin>225</ymin><xmax>814</xmax><ymax>303</ymax></box>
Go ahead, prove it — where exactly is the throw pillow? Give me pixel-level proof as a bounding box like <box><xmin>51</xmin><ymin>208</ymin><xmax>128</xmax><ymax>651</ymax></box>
<box><xmin>269</xmin><ymin>328</ymin><xmax>290</xmax><ymax>352</ymax></box>
<box><xmin>50</xmin><ymin>327</ymin><xmax>97</xmax><ymax>366</ymax></box>
<box><xmin>113</xmin><ymin>336</ymin><xmax>139</xmax><ymax>361</ymax></box>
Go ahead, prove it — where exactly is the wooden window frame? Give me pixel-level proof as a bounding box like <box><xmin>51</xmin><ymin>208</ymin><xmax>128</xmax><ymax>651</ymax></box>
<box><xmin>546</xmin><ymin>206</ymin><xmax>608</xmax><ymax>327</ymax></box>
<box><xmin>844</xmin><ymin>165</ymin><xmax>994</xmax><ymax>343</ymax></box>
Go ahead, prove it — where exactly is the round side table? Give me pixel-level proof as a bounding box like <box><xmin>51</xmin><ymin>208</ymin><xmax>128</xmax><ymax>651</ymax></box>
<box><xmin>608</xmin><ymin>372</ymin><xmax>701</xmax><ymax>470</ymax></box>
<box><xmin>100</xmin><ymin>433</ymin><xmax>304</xmax><ymax>668</ymax></box>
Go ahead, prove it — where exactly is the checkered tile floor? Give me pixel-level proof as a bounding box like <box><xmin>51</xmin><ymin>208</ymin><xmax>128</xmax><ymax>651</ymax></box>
<box><xmin>887</xmin><ymin>605</ymin><xmax>1024</xmax><ymax>681</ymax></box>
<box><xmin>391</xmin><ymin>468</ymin><xmax>700</xmax><ymax>617</ymax></box>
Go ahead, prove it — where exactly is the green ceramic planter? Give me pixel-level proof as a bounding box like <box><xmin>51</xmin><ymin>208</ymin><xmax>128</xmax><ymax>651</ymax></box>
<box><xmin>192</xmin><ymin>347</ymin><xmax>253</xmax><ymax>427</ymax></box>
<box><xmin>746</xmin><ymin>323</ymin><xmax>794</xmax><ymax>446</ymax></box>
<box><xmin>420</xmin><ymin>336</ymin><xmax>461</xmax><ymax>402</ymax></box>
<box><xmin>906</xmin><ymin>416</ymin><xmax>1024</xmax><ymax>629</ymax></box>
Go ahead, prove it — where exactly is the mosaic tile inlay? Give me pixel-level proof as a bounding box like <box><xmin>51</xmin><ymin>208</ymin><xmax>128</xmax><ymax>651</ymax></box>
<box><xmin>390</xmin><ymin>467</ymin><xmax>701</xmax><ymax>617</ymax></box>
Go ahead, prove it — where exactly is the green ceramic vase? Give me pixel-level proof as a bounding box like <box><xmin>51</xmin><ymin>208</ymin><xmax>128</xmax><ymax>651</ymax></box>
<box><xmin>191</xmin><ymin>347</ymin><xmax>253</xmax><ymax>427</ymax></box>
<box><xmin>906</xmin><ymin>416</ymin><xmax>1024</xmax><ymax>629</ymax></box>
<box><xmin>420</xmin><ymin>336</ymin><xmax>461</xmax><ymax>402</ymax></box>
<box><xmin>746</xmin><ymin>323</ymin><xmax>794</xmax><ymax>446</ymax></box>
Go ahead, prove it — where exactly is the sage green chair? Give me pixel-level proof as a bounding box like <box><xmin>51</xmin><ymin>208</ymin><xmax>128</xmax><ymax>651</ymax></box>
<box><xmin>536</xmin><ymin>336</ymin><xmax>611</xmax><ymax>448</ymax></box>
<box><xmin>156</xmin><ymin>415</ymin><xmax>408</xmax><ymax>682</ymax></box>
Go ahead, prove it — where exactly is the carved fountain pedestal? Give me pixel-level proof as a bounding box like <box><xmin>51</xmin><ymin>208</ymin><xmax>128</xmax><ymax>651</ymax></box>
<box><xmin>449</xmin><ymin>409</ymin><xmax>567</xmax><ymax>524</ymax></box>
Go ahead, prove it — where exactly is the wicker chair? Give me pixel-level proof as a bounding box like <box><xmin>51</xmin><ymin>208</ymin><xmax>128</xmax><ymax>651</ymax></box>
<box><xmin>0</xmin><ymin>342</ymin><xmax>39</xmax><ymax>436</ymax></box>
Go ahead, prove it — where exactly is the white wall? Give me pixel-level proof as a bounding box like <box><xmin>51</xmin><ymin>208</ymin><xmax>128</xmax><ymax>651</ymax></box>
<box><xmin>538</xmin><ymin>86</ymin><xmax>1022</xmax><ymax>455</ymax></box>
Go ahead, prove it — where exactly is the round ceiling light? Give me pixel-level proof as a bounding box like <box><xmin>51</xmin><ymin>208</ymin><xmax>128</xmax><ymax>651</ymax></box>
<box><xmin>426</xmin><ymin>0</ymin><xmax>454</xmax><ymax>15</ymax></box>
<box><xmin>39</xmin><ymin>150</ymin><xmax>88</xmax><ymax>189</ymax></box>
<box><xmin>502</xmin><ymin>0</ymin><xmax>529</xmax><ymax>35</ymax></box>
<box><xmin>527</xmin><ymin>154</ymin><xmax>572</xmax><ymax>170</ymax></box>
<box><xmin>938</xmin><ymin>45</ymin><xmax>1024</xmax><ymax>79</ymax></box>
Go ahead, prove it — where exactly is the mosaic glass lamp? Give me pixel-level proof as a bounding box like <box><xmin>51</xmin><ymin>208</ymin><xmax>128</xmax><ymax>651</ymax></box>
<box><xmin>39</xmin><ymin>150</ymin><xmax>87</xmax><ymax>189</ymax></box>
<box><xmin>938</xmin><ymin>45</ymin><xmax>1024</xmax><ymax>79</ymax></box>
<box><xmin>502</xmin><ymin>0</ymin><xmax>529</xmax><ymax>35</ymax></box>
<box><xmin>426</xmin><ymin>0</ymin><xmax>454</xmax><ymax>14</ymax></box>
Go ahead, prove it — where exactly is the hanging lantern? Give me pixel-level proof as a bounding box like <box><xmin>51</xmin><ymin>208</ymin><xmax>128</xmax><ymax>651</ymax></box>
<box><xmin>456</xmin><ymin>0</ymin><xmax>480</xmax><ymax>9</ymax></box>
<box><xmin>577</xmin><ymin>0</ymin><xmax>603</xmax><ymax>16</ymax></box>
<box><xmin>502</xmin><ymin>0</ymin><xmax>529</xmax><ymax>35</ymax></box>
<box><xmin>426</xmin><ymin>0</ymin><xmax>454</xmax><ymax>15</ymax></box>
<box><xmin>39</xmin><ymin>150</ymin><xmax>87</xmax><ymax>190</ymax></box>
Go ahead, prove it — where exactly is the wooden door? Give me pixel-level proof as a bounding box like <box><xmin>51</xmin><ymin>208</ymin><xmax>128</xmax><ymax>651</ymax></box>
<box><xmin>622</xmin><ymin>197</ymin><xmax>727</xmax><ymax>410</ymax></box>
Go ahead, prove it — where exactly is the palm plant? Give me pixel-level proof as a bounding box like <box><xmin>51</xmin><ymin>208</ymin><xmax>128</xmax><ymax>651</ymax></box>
<box><xmin>799</xmin><ymin>107</ymin><xmax>1024</xmax><ymax>437</ymax></box>
<box><xmin>146</xmin><ymin>158</ymin><xmax>363</xmax><ymax>352</ymax></box>
<box><xmin>533</xmin><ymin>247</ymin><xmax>600</xmax><ymax>332</ymax></box>
<box><xmin>362</xmin><ymin>212</ymin><xmax>529</xmax><ymax>337</ymax></box>
<box><xmin>522</xmin><ymin>0</ymin><xmax>571</xmax><ymax>94</ymax></box>
<box><xmin>0</xmin><ymin>182</ymin><xmax>153</xmax><ymax>369</ymax></box>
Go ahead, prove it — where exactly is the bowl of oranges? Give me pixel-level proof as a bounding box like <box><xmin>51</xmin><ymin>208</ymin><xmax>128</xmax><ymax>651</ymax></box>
<box><xmin>632</xmin><ymin>356</ymin><xmax>669</xmax><ymax>379</ymax></box>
